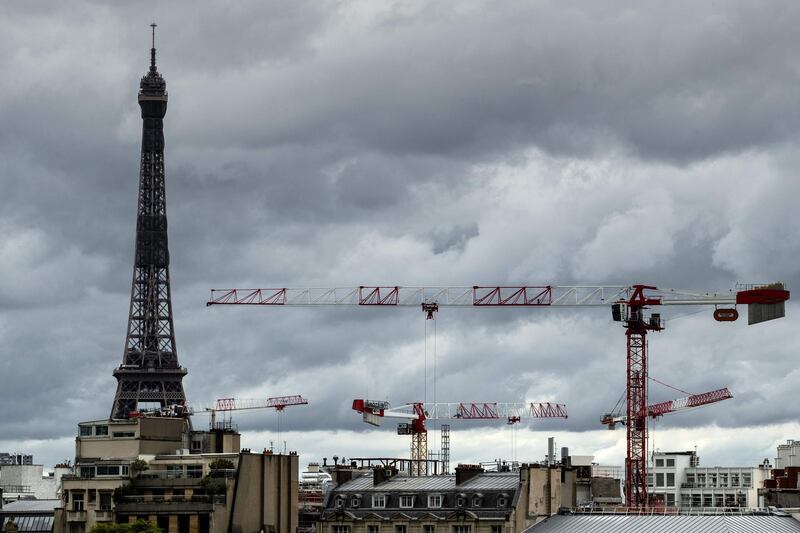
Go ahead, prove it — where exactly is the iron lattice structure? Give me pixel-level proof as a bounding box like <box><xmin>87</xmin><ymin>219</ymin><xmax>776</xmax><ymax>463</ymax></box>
<box><xmin>625</xmin><ymin>326</ymin><xmax>648</xmax><ymax>507</ymax></box>
<box><xmin>111</xmin><ymin>36</ymin><xmax>187</xmax><ymax>419</ymax></box>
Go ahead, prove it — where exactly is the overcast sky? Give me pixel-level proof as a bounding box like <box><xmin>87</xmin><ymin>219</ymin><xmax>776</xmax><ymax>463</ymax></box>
<box><xmin>1</xmin><ymin>1</ymin><xmax>798</xmax><ymax>472</ymax></box>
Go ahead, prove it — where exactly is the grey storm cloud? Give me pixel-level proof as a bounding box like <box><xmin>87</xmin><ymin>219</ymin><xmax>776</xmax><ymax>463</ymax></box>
<box><xmin>1</xmin><ymin>0</ymin><xmax>799</xmax><ymax>468</ymax></box>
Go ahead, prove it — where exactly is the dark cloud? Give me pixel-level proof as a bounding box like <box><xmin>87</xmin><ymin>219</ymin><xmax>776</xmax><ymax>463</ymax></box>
<box><xmin>0</xmin><ymin>0</ymin><xmax>798</xmax><ymax>469</ymax></box>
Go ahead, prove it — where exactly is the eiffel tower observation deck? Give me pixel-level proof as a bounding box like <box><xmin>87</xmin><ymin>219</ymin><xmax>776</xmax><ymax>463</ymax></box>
<box><xmin>111</xmin><ymin>26</ymin><xmax>187</xmax><ymax>419</ymax></box>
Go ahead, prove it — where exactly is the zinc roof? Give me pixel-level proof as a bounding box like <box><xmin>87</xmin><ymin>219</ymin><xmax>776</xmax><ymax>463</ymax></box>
<box><xmin>0</xmin><ymin>500</ymin><xmax>60</xmax><ymax>512</ymax></box>
<box><xmin>526</xmin><ymin>514</ymin><xmax>800</xmax><ymax>533</ymax></box>
<box><xmin>334</xmin><ymin>472</ymin><xmax>519</xmax><ymax>492</ymax></box>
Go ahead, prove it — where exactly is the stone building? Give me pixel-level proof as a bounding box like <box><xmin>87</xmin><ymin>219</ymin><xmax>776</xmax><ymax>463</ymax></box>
<box><xmin>317</xmin><ymin>463</ymin><xmax>582</xmax><ymax>533</ymax></box>
<box><xmin>53</xmin><ymin>414</ymin><xmax>298</xmax><ymax>533</ymax></box>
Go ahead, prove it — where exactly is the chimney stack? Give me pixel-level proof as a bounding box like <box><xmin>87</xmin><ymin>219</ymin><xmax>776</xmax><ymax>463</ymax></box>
<box><xmin>455</xmin><ymin>464</ymin><xmax>484</xmax><ymax>485</ymax></box>
<box><xmin>373</xmin><ymin>466</ymin><xmax>399</xmax><ymax>486</ymax></box>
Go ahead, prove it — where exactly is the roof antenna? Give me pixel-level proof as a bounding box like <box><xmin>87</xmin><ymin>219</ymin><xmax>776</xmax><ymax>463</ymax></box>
<box><xmin>150</xmin><ymin>22</ymin><xmax>158</xmax><ymax>72</ymax></box>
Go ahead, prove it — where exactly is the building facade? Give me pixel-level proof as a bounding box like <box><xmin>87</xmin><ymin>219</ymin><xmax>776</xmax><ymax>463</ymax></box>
<box><xmin>55</xmin><ymin>414</ymin><xmax>298</xmax><ymax>533</ymax></box>
<box><xmin>0</xmin><ymin>457</ymin><xmax>71</xmax><ymax>501</ymax></box>
<box><xmin>647</xmin><ymin>451</ymin><xmax>770</xmax><ymax>508</ymax></box>
<box><xmin>776</xmin><ymin>440</ymin><xmax>800</xmax><ymax>469</ymax></box>
<box><xmin>317</xmin><ymin>463</ymin><xmax>591</xmax><ymax>533</ymax></box>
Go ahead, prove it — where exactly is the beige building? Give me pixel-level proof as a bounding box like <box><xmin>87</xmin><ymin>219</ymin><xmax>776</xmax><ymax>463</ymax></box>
<box><xmin>54</xmin><ymin>414</ymin><xmax>298</xmax><ymax>533</ymax></box>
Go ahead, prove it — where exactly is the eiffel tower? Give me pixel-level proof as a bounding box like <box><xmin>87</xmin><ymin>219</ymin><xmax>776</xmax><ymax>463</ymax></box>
<box><xmin>111</xmin><ymin>25</ymin><xmax>187</xmax><ymax>419</ymax></box>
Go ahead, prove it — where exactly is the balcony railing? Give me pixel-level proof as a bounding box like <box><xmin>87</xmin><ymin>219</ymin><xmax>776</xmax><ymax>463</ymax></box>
<box><xmin>66</xmin><ymin>510</ymin><xmax>87</xmax><ymax>522</ymax></box>
<box><xmin>0</xmin><ymin>484</ymin><xmax>32</xmax><ymax>493</ymax></box>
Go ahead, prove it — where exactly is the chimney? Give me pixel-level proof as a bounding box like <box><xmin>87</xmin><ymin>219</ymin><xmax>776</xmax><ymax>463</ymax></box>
<box><xmin>373</xmin><ymin>466</ymin><xmax>398</xmax><ymax>486</ymax></box>
<box><xmin>547</xmin><ymin>437</ymin><xmax>555</xmax><ymax>466</ymax></box>
<box><xmin>561</xmin><ymin>447</ymin><xmax>570</xmax><ymax>466</ymax></box>
<box><xmin>331</xmin><ymin>466</ymin><xmax>355</xmax><ymax>486</ymax></box>
<box><xmin>455</xmin><ymin>464</ymin><xmax>484</xmax><ymax>485</ymax></box>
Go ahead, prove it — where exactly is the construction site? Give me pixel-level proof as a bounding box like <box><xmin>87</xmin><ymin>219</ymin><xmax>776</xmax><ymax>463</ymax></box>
<box><xmin>2</xmin><ymin>11</ymin><xmax>800</xmax><ymax>533</ymax></box>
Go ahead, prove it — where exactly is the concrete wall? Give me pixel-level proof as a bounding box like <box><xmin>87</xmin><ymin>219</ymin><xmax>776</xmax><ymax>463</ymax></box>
<box><xmin>229</xmin><ymin>453</ymin><xmax>298</xmax><ymax>533</ymax></box>
<box><xmin>0</xmin><ymin>465</ymin><xmax>58</xmax><ymax>499</ymax></box>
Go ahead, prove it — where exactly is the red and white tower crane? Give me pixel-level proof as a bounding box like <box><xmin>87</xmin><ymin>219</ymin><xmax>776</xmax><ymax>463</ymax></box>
<box><xmin>351</xmin><ymin>399</ymin><xmax>568</xmax><ymax>476</ymax></box>
<box><xmin>207</xmin><ymin>282</ymin><xmax>789</xmax><ymax>506</ymax></box>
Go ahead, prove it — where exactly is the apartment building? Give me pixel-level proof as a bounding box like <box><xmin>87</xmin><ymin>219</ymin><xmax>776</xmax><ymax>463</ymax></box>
<box><xmin>647</xmin><ymin>450</ymin><xmax>771</xmax><ymax>508</ymax></box>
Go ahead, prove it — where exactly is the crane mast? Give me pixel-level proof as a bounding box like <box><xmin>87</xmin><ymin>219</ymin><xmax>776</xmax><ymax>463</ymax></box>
<box><xmin>209</xmin><ymin>282</ymin><xmax>789</xmax><ymax>506</ymax></box>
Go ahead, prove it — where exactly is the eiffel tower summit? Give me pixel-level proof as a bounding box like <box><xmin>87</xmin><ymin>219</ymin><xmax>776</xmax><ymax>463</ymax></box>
<box><xmin>110</xmin><ymin>25</ymin><xmax>187</xmax><ymax>419</ymax></box>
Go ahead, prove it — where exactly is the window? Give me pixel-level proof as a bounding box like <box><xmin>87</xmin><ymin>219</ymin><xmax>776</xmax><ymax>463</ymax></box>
<box><xmin>491</xmin><ymin>526</ymin><xmax>502</xmax><ymax>533</ymax></box>
<box><xmin>691</xmin><ymin>494</ymin><xmax>702</xmax><ymax>507</ymax></box>
<box><xmin>428</xmin><ymin>495</ymin><xmax>442</xmax><ymax>508</ymax></box>
<box><xmin>681</xmin><ymin>494</ymin><xmax>691</xmax><ymax>507</ymax></box>
<box><xmin>742</xmin><ymin>473</ymin><xmax>752</xmax><ymax>488</ymax></box>
<box><xmin>697</xmin><ymin>473</ymin><xmax>706</xmax><ymax>486</ymax></box>
<box><xmin>666</xmin><ymin>493</ymin><xmax>675</xmax><ymax>507</ymax></box>
<box><xmin>72</xmin><ymin>492</ymin><xmax>85</xmax><ymax>511</ymax></box>
<box><xmin>497</xmin><ymin>495</ymin><xmax>508</xmax><ymax>507</ymax></box>
<box><xmin>192</xmin><ymin>440</ymin><xmax>202</xmax><ymax>451</ymax></box>
<box><xmin>113</xmin><ymin>431</ymin><xmax>135</xmax><ymax>438</ymax></box>
<box><xmin>719</xmin><ymin>473</ymin><xmax>728</xmax><ymax>487</ymax></box>
<box><xmin>424</xmin><ymin>526</ymin><xmax>435</xmax><ymax>533</ymax></box>
<box><xmin>335</xmin><ymin>496</ymin><xmax>346</xmax><ymax>509</ymax></box>
<box><xmin>472</xmin><ymin>495</ymin><xmax>482</xmax><ymax>507</ymax></box>
<box><xmin>79</xmin><ymin>466</ymin><xmax>95</xmax><ymax>478</ymax></box>
<box><xmin>96</xmin><ymin>465</ymin><xmax>120</xmax><ymax>476</ymax></box>
<box><xmin>666</xmin><ymin>459</ymin><xmax>675</xmax><ymax>467</ymax></box>
<box><xmin>95</xmin><ymin>425</ymin><xmax>109</xmax><ymax>436</ymax></box>
<box><xmin>399</xmin><ymin>495</ymin><xmax>414</xmax><ymax>508</ymax></box>
<box><xmin>703</xmin><ymin>494</ymin><xmax>712</xmax><ymax>507</ymax></box>
<box><xmin>725</xmin><ymin>493</ymin><xmax>736</xmax><ymax>507</ymax></box>
<box><xmin>730</xmin><ymin>473</ymin><xmax>739</xmax><ymax>487</ymax></box>
<box><xmin>686</xmin><ymin>473</ymin><xmax>695</xmax><ymax>485</ymax></box>
<box><xmin>332</xmin><ymin>527</ymin><xmax>350</xmax><ymax>533</ymax></box>
<box><xmin>646</xmin><ymin>473</ymin><xmax>654</xmax><ymax>487</ymax></box>
<box><xmin>708</xmin><ymin>473</ymin><xmax>717</xmax><ymax>487</ymax></box>
<box><xmin>666</xmin><ymin>473</ymin><xmax>675</xmax><ymax>487</ymax></box>
<box><xmin>714</xmin><ymin>493</ymin><xmax>724</xmax><ymax>507</ymax></box>
<box><xmin>655</xmin><ymin>459</ymin><xmax>664</xmax><ymax>467</ymax></box>
<box><xmin>395</xmin><ymin>526</ymin><xmax>406</xmax><ymax>533</ymax></box>
<box><xmin>372</xmin><ymin>494</ymin><xmax>386</xmax><ymax>508</ymax></box>
<box><xmin>99</xmin><ymin>492</ymin><xmax>112</xmax><ymax>511</ymax></box>
<box><xmin>368</xmin><ymin>526</ymin><xmax>380</xmax><ymax>533</ymax></box>
<box><xmin>167</xmin><ymin>465</ymin><xmax>183</xmax><ymax>479</ymax></box>
<box><xmin>187</xmin><ymin>465</ymin><xmax>203</xmax><ymax>479</ymax></box>
<box><xmin>452</xmin><ymin>527</ymin><xmax>471</xmax><ymax>533</ymax></box>
<box><xmin>351</xmin><ymin>495</ymin><xmax>361</xmax><ymax>508</ymax></box>
<box><xmin>79</xmin><ymin>426</ymin><xmax>92</xmax><ymax>437</ymax></box>
<box><xmin>456</xmin><ymin>494</ymin><xmax>466</xmax><ymax>507</ymax></box>
<box><xmin>655</xmin><ymin>473</ymin><xmax>664</xmax><ymax>487</ymax></box>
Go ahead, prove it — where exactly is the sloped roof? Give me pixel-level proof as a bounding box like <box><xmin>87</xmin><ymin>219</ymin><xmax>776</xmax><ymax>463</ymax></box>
<box><xmin>335</xmin><ymin>472</ymin><xmax>519</xmax><ymax>492</ymax></box>
<box><xmin>525</xmin><ymin>514</ymin><xmax>800</xmax><ymax>533</ymax></box>
<box><xmin>0</xmin><ymin>500</ymin><xmax>59</xmax><ymax>513</ymax></box>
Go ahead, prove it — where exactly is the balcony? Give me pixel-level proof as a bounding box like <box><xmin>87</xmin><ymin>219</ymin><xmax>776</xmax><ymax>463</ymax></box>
<box><xmin>94</xmin><ymin>510</ymin><xmax>114</xmax><ymax>522</ymax></box>
<box><xmin>114</xmin><ymin>494</ymin><xmax>224</xmax><ymax>514</ymax></box>
<box><xmin>66</xmin><ymin>510</ymin><xmax>87</xmax><ymax>522</ymax></box>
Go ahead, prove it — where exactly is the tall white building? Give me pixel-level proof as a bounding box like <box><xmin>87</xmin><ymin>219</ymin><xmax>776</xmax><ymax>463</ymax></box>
<box><xmin>647</xmin><ymin>450</ymin><xmax>771</xmax><ymax>508</ymax></box>
<box><xmin>776</xmin><ymin>440</ymin><xmax>800</xmax><ymax>469</ymax></box>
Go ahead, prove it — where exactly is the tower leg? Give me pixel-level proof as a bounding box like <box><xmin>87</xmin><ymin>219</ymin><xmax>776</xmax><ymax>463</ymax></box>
<box><xmin>626</xmin><ymin>327</ymin><xmax>648</xmax><ymax>507</ymax></box>
<box><xmin>410</xmin><ymin>432</ymin><xmax>428</xmax><ymax>477</ymax></box>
